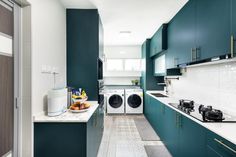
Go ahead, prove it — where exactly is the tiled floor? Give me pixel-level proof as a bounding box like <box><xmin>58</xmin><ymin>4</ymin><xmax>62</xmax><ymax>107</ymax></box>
<box><xmin>97</xmin><ymin>115</ymin><xmax>165</xmax><ymax>157</ymax></box>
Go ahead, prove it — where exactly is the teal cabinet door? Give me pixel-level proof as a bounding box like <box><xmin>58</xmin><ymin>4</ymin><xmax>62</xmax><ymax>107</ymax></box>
<box><xmin>144</xmin><ymin>94</ymin><xmax>151</xmax><ymax>121</ymax></box>
<box><xmin>164</xmin><ymin>108</ymin><xmax>180</xmax><ymax>156</ymax></box>
<box><xmin>141</xmin><ymin>40</ymin><xmax>163</xmax><ymax>91</ymax></box>
<box><xmin>153</xmin><ymin>100</ymin><xmax>166</xmax><ymax>140</ymax></box>
<box><xmin>207</xmin><ymin>131</ymin><xmax>236</xmax><ymax>157</ymax></box>
<box><xmin>149</xmin><ymin>96</ymin><xmax>158</xmax><ymax>129</ymax></box>
<box><xmin>178</xmin><ymin>115</ymin><xmax>206</xmax><ymax>157</ymax></box>
<box><xmin>196</xmin><ymin>0</ymin><xmax>231</xmax><ymax>59</ymax></box>
<box><xmin>207</xmin><ymin>146</ymin><xmax>222</xmax><ymax>157</ymax></box>
<box><xmin>150</xmin><ymin>32</ymin><xmax>158</xmax><ymax>57</ymax></box>
<box><xmin>232</xmin><ymin>0</ymin><xmax>236</xmax><ymax>55</ymax></box>
<box><xmin>167</xmin><ymin>0</ymin><xmax>195</xmax><ymax>68</ymax></box>
<box><xmin>150</xmin><ymin>25</ymin><xmax>168</xmax><ymax>57</ymax></box>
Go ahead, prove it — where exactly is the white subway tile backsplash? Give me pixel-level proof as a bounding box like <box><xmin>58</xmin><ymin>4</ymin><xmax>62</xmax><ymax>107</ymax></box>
<box><xmin>169</xmin><ymin>61</ymin><xmax>236</xmax><ymax>115</ymax></box>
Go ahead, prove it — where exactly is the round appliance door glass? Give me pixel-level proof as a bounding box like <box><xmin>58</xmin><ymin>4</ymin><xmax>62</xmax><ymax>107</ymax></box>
<box><xmin>109</xmin><ymin>94</ymin><xmax>123</xmax><ymax>108</ymax></box>
<box><xmin>128</xmin><ymin>94</ymin><xmax>142</xmax><ymax>108</ymax></box>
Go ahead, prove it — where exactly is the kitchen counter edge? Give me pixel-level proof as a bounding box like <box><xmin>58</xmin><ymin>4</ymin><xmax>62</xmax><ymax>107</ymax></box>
<box><xmin>33</xmin><ymin>101</ymin><xmax>99</xmax><ymax>123</ymax></box>
<box><xmin>146</xmin><ymin>91</ymin><xmax>236</xmax><ymax>145</ymax></box>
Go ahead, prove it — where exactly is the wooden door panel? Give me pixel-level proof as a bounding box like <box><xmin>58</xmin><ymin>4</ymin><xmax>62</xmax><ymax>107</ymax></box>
<box><xmin>0</xmin><ymin>55</ymin><xmax>13</xmax><ymax>156</ymax></box>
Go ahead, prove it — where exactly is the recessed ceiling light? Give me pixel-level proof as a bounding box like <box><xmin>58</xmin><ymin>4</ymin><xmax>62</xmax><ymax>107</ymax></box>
<box><xmin>119</xmin><ymin>31</ymin><xmax>132</xmax><ymax>34</ymax></box>
<box><xmin>119</xmin><ymin>51</ymin><xmax>126</xmax><ymax>54</ymax></box>
<box><xmin>119</xmin><ymin>31</ymin><xmax>132</xmax><ymax>38</ymax></box>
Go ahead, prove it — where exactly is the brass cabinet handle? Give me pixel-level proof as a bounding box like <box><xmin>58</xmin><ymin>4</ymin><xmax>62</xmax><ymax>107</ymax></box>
<box><xmin>231</xmin><ymin>35</ymin><xmax>234</xmax><ymax>58</ymax></box>
<box><xmin>214</xmin><ymin>138</ymin><xmax>236</xmax><ymax>154</ymax></box>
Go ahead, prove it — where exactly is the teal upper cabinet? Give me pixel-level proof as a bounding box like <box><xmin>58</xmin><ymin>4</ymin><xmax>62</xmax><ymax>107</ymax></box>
<box><xmin>150</xmin><ymin>24</ymin><xmax>168</xmax><ymax>57</ymax></box>
<box><xmin>166</xmin><ymin>0</ymin><xmax>195</xmax><ymax>69</ymax></box>
<box><xmin>167</xmin><ymin>0</ymin><xmax>232</xmax><ymax>68</ymax></box>
<box><xmin>196</xmin><ymin>0</ymin><xmax>231</xmax><ymax>60</ymax></box>
<box><xmin>154</xmin><ymin>54</ymin><xmax>166</xmax><ymax>76</ymax></box>
<box><xmin>141</xmin><ymin>40</ymin><xmax>163</xmax><ymax>91</ymax></box>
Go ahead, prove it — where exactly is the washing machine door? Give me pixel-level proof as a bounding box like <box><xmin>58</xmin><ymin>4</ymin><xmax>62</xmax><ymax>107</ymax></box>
<box><xmin>127</xmin><ymin>94</ymin><xmax>142</xmax><ymax>108</ymax></box>
<box><xmin>108</xmin><ymin>94</ymin><xmax>123</xmax><ymax>108</ymax></box>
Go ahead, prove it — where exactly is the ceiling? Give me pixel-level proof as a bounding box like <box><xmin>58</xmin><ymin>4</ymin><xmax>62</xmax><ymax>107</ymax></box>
<box><xmin>60</xmin><ymin>0</ymin><xmax>188</xmax><ymax>46</ymax></box>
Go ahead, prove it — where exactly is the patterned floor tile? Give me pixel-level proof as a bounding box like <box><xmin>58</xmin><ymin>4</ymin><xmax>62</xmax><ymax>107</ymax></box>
<box><xmin>97</xmin><ymin>115</ymin><xmax>165</xmax><ymax>157</ymax></box>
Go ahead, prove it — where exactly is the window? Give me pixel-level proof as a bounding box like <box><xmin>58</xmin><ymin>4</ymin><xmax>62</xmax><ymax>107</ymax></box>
<box><xmin>106</xmin><ymin>59</ymin><xmax>123</xmax><ymax>71</ymax></box>
<box><xmin>124</xmin><ymin>59</ymin><xmax>141</xmax><ymax>71</ymax></box>
<box><xmin>105</xmin><ymin>58</ymin><xmax>141</xmax><ymax>72</ymax></box>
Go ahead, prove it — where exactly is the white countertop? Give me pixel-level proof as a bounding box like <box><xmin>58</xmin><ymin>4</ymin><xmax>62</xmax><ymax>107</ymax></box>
<box><xmin>146</xmin><ymin>90</ymin><xmax>236</xmax><ymax>145</ymax></box>
<box><xmin>33</xmin><ymin>101</ymin><xmax>99</xmax><ymax>123</ymax></box>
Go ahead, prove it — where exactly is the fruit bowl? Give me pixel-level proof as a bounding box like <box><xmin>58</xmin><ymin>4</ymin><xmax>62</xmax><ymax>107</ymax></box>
<box><xmin>69</xmin><ymin>102</ymin><xmax>91</xmax><ymax>113</ymax></box>
<box><xmin>69</xmin><ymin>108</ymin><xmax>89</xmax><ymax>113</ymax></box>
<box><xmin>72</xmin><ymin>96</ymin><xmax>88</xmax><ymax>104</ymax></box>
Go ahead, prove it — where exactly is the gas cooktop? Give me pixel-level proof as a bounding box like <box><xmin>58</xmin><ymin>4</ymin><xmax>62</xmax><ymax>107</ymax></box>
<box><xmin>169</xmin><ymin>99</ymin><xmax>236</xmax><ymax>123</ymax></box>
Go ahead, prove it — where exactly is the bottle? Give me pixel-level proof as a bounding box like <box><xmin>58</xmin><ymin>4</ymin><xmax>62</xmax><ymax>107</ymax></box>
<box><xmin>67</xmin><ymin>87</ymin><xmax>72</xmax><ymax>108</ymax></box>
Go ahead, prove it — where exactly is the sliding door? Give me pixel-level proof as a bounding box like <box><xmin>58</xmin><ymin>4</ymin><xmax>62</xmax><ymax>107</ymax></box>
<box><xmin>0</xmin><ymin>1</ymin><xmax>14</xmax><ymax>156</ymax></box>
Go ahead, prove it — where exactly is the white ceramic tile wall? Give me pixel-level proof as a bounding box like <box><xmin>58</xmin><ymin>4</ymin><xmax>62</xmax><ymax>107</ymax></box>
<box><xmin>169</xmin><ymin>61</ymin><xmax>236</xmax><ymax>115</ymax></box>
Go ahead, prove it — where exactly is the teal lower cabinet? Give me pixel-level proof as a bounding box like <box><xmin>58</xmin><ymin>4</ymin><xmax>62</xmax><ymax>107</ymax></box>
<box><xmin>162</xmin><ymin>108</ymin><xmax>206</xmax><ymax>157</ymax></box>
<box><xmin>144</xmin><ymin>95</ymin><xmax>205</xmax><ymax>157</ymax></box>
<box><xmin>163</xmin><ymin>108</ymin><xmax>179</xmax><ymax>156</ymax></box>
<box><xmin>178</xmin><ymin>114</ymin><xmax>206</xmax><ymax>157</ymax></box>
<box><xmin>144</xmin><ymin>93</ymin><xmax>151</xmax><ymax>122</ymax></box>
<box><xmin>206</xmin><ymin>131</ymin><xmax>236</xmax><ymax>157</ymax></box>
<box><xmin>34</xmin><ymin>108</ymin><xmax>103</xmax><ymax>157</ymax></box>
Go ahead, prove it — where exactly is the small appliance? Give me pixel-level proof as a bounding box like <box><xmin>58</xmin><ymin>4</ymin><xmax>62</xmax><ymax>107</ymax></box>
<box><xmin>48</xmin><ymin>88</ymin><xmax>67</xmax><ymax>117</ymax></box>
<box><xmin>178</xmin><ymin>99</ymin><xmax>195</xmax><ymax>114</ymax></box>
<box><xmin>198</xmin><ymin>105</ymin><xmax>225</xmax><ymax>122</ymax></box>
<box><xmin>167</xmin><ymin>99</ymin><xmax>236</xmax><ymax>123</ymax></box>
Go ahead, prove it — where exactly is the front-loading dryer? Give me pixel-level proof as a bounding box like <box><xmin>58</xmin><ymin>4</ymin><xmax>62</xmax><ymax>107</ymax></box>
<box><xmin>106</xmin><ymin>89</ymin><xmax>125</xmax><ymax>114</ymax></box>
<box><xmin>125</xmin><ymin>89</ymin><xmax>143</xmax><ymax>114</ymax></box>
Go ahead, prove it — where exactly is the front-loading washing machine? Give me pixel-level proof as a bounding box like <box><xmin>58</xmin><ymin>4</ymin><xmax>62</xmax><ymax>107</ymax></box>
<box><xmin>125</xmin><ymin>89</ymin><xmax>143</xmax><ymax>114</ymax></box>
<box><xmin>106</xmin><ymin>89</ymin><xmax>125</xmax><ymax>114</ymax></box>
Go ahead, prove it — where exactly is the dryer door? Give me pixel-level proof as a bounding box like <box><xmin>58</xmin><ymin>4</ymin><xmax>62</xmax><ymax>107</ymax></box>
<box><xmin>127</xmin><ymin>94</ymin><xmax>142</xmax><ymax>108</ymax></box>
<box><xmin>108</xmin><ymin>94</ymin><xmax>123</xmax><ymax>108</ymax></box>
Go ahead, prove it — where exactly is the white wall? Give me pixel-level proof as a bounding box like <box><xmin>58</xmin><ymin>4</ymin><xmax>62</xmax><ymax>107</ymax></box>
<box><xmin>104</xmin><ymin>45</ymin><xmax>141</xmax><ymax>85</ymax></box>
<box><xmin>21</xmin><ymin>6</ymin><xmax>32</xmax><ymax>157</ymax></box>
<box><xmin>20</xmin><ymin>1</ymin><xmax>66</xmax><ymax>157</ymax></box>
<box><xmin>168</xmin><ymin>61</ymin><xmax>236</xmax><ymax>115</ymax></box>
<box><xmin>28</xmin><ymin>0</ymin><xmax>66</xmax><ymax>116</ymax></box>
